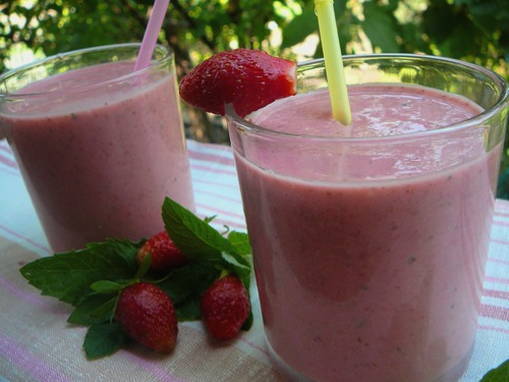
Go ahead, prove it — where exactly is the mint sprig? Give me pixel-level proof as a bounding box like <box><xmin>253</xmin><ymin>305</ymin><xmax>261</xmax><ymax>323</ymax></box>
<box><xmin>19</xmin><ymin>196</ymin><xmax>253</xmax><ymax>359</ymax></box>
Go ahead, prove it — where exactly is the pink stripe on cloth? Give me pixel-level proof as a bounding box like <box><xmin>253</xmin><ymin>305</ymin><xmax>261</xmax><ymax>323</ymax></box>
<box><xmin>193</xmin><ymin>178</ymin><xmax>239</xmax><ymax>190</ymax></box>
<box><xmin>0</xmin><ymin>332</ymin><xmax>70</xmax><ymax>382</ymax></box>
<box><xmin>495</xmin><ymin>211</ymin><xmax>509</xmax><ymax>218</ymax></box>
<box><xmin>0</xmin><ymin>163</ymin><xmax>19</xmax><ymax>177</ymax></box>
<box><xmin>0</xmin><ymin>276</ymin><xmax>50</xmax><ymax>308</ymax></box>
<box><xmin>0</xmin><ymin>223</ymin><xmax>51</xmax><ymax>253</ymax></box>
<box><xmin>478</xmin><ymin>324</ymin><xmax>509</xmax><ymax>335</ymax></box>
<box><xmin>0</xmin><ymin>275</ymin><xmax>68</xmax><ymax>316</ymax></box>
<box><xmin>0</xmin><ymin>145</ymin><xmax>13</xmax><ymax>155</ymax></box>
<box><xmin>491</xmin><ymin>238</ymin><xmax>509</xmax><ymax>246</ymax></box>
<box><xmin>190</xmin><ymin>141</ymin><xmax>233</xmax><ymax>152</ymax></box>
<box><xmin>489</xmin><ymin>257</ymin><xmax>509</xmax><ymax>266</ymax></box>
<box><xmin>188</xmin><ymin>149</ymin><xmax>235</xmax><ymax>167</ymax></box>
<box><xmin>493</xmin><ymin>219</ymin><xmax>509</xmax><ymax>228</ymax></box>
<box><xmin>483</xmin><ymin>288</ymin><xmax>509</xmax><ymax>300</ymax></box>
<box><xmin>120</xmin><ymin>350</ymin><xmax>184</xmax><ymax>382</ymax></box>
<box><xmin>485</xmin><ymin>276</ymin><xmax>509</xmax><ymax>285</ymax></box>
<box><xmin>195</xmin><ymin>189</ymin><xmax>242</xmax><ymax>205</ymax></box>
<box><xmin>191</xmin><ymin>163</ymin><xmax>236</xmax><ymax>177</ymax></box>
<box><xmin>480</xmin><ymin>303</ymin><xmax>509</xmax><ymax>321</ymax></box>
<box><xmin>0</xmin><ymin>153</ymin><xmax>17</xmax><ymax>169</ymax></box>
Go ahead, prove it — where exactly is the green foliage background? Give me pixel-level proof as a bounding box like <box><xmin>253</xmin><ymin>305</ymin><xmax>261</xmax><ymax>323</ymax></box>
<box><xmin>1</xmin><ymin>0</ymin><xmax>508</xmax><ymax>197</ymax></box>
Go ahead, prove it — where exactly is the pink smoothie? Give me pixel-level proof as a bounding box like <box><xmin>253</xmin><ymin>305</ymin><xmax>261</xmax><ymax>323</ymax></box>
<box><xmin>0</xmin><ymin>61</ymin><xmax>194</xmax><ymax>251</ymax></box>
<box><xmin>234</xmin><ymin>86</ymin><xmax>500</xmax><ymax>381</ymax></box>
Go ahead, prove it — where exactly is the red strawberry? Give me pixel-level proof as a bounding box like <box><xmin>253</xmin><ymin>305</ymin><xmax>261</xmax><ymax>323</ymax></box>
<box><xmin>137</xmin><ymin>231</ymin><xmax>187</xmax><ymax>272</ymax></box>
<box><xmin>200</xmin><ymin>276</ymin><xmax>250</xmax><ymax>340</ymax></box>
<box><xmin>179</xmin><ymin>49</ymin><xmax>296</xmax><ymax>117</ymax></box>
<box><xmin>115</xmin><ymin>282</ymin><xmax>178</xmax><ymax>353</ymax></box>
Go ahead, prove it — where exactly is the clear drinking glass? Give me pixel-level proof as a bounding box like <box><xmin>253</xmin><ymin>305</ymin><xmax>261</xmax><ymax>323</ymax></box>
<box><xmin>0</xmin><ymin>43</ymin><xmax>194</xmax><ymax>252</ymax></box>
<box><xmin>227</xmin><ymin>55</ymin><xmax>509</xmax><ymax>382</ymax></box>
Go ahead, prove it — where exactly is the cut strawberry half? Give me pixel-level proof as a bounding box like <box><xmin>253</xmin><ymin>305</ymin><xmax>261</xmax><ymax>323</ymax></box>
<box><xmin>179</xmin><ymin>49</ymin><xmax>297</xmax><ymax>117</ymax></box>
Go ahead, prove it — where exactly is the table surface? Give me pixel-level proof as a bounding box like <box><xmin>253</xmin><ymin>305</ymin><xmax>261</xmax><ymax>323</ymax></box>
<box><xmin>1</xmin><ymin>139</ymin><xmax>509</xmax><ymax>382</ymax></box>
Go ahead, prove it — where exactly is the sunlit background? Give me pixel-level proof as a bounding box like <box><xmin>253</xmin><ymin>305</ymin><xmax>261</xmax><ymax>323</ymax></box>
<box><xmin>1</xmin><ymin>0</ymin><xmax>508</xmax><ymax>197</ymax></box>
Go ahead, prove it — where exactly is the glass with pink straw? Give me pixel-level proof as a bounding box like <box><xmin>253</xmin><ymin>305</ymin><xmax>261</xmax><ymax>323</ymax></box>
<box><xmin>0</xmin><ymin>0</ymin><xmax>194</xmax><ymax>252</ymax></box>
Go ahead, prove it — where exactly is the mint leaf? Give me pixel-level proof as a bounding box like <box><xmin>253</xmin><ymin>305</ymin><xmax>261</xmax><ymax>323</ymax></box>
<box><xmin>158</xmin><ymin>262</ymin><xmax>220</xmax><ymax>305</ymax></box>
<box><xmin>221</xmin><ymin>252</ymin><xmax>251</xmax><ymax>290</ymax></box>
<box><xmin>83</xmin><ymin>322</ymin><xmax>127</xmax><ymax>360</ymax></box>
<box><xmin>481</xmin><ymin>360</ymin><xmax>509</xmax><ymax>381</ymax></box>
<box><xmin>85</xmin><ymin>239</ymin><xmax>140</xmax><ymax>272</ymax></box>
<box><xmin>90</xmin><ymin>280</ymin><xmax>124</xmax><ymax>294</ymax></box>
<box><xmin>227</xmin><ymin>231</ymin><xmax>252</xmax><ymax>256</ymax></box>
<box><xmin>175</xmin><ymin>298</ymin><xmax>201</xmax><ymax>321</ymax></box>
<box><xmin>68</xmin><ymin>294</ymin><xmax>117</xmax><ymax>325</ymax></box>
<box><xmin>162</xmin><ymin>197</ymin><xmax>237</xmax><ymax>261</ymax></box>
<box><xmin>20</xmin><ymin>239</ymin><xmax>138</xmax><ymax>305</ymax></box>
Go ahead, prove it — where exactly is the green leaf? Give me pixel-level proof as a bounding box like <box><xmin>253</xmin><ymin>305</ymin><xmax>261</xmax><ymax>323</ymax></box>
<box><xmin>68</xmin><ymin>294</ymin><xmax>117</xmax><ymax>325</ymax></box>
<box><xmin>362</xmin><ymin>2</ymin><xmax>399</xmax><ymax>52</ymax></box>
<box><xmin>157</xmin><ymin>262</ymin><xmax>220</xmax><ymax>305</ymax></box>
<box><xmin>175</xmin><ymin>298</ymin><xmax>202</xmax><ymax>321</ymax></box>
<box><xmin>162</xmin><ymin>197</ymin><xmax>237</xmax><ymax>261</ymax></box>
<box><xmin>90</xmin><ymin>280</ymin><xmax>124</xmax><ymax>294</ymax></box>
<box><xmin>281</xmin><ymin>6</ymin><xmax>316</xmax><ymax>49</ymax></box>
<box><xmin>83</xmin><ymin>322</ymin><xmax>127</xmax><ymax>360</ymax></box>
<box><xmin>85</xmin><ymin>239</ymin><xmax>140</xmax><ymax>272</ymax></box>
<box><xmin>20</xmin><ymin>239</ymin><xmax>139</xmax><ymax>305</ymax></box>
<box><xmin>481</xmin><ymin>360</ymin><xmax>509</xmax><ymax>381</ymax></box>
<box><xmin>227</xmin><ymin>231</ymin><xmax>252</xmax><ymax>256</ymax></box>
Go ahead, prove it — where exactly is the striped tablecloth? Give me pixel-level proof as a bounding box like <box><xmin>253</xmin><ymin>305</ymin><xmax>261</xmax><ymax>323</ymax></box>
<box><xmin>1</xmin><ymin>139</ymin><xmax>509</xmax><ymax>382</ymax></box>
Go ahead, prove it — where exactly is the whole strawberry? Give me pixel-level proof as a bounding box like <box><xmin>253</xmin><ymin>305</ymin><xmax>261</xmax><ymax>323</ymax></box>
<box><xmin>179</xmin><ymin>49</ymin><xmax>296</xmax><ymax>117</ymax></box>
<box><xmin>200</xmin><ymin>276</ymin><xmax>250</xmax><ymax>340</ymax></box>
<box><xmin>115</xmin><ymin>282</ymin><xmax>178</xmax><ymax>353</ymax></box>
<box><xmin>137</xmin><ymin>231</ymin><xmax>187</xmax><ymax>272</ymax></box>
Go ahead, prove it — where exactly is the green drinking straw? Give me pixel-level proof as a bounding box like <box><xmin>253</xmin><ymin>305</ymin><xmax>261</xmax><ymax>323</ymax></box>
<box><xmin>314</xmin><ymin>0</ymin><xmax>352</xmax><ymax>125</ymax></box>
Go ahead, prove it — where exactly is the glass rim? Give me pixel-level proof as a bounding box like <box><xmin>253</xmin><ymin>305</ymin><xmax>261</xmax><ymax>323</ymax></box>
<box><xmin>226</xmin><ymin>53</ymin><xmax>509</xmax><ymax>142</ymax></box>
<box><xmin>0</xmin><ymin>42</ymin><xmax>173</xmax><ymax>99</ymax></box>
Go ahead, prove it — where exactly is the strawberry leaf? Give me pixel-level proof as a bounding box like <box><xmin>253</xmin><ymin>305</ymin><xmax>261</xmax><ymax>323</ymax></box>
<box><xmin>20</xmin><ymin>239</ymin><xmax>140</xmax><ymax>305</ymax></box>
<box><xmin>481</xmin><ymin>360</ymin><xmax>509</xmax><ymax>381</ymax></box>
<box><xmin>68</xmin><ymin>294</ymin><xmax>117</xmax><ymax>325</ymax></box>
<box><xmin>84</xmin><ymin>322</ymin><xmax>127</xmax><ymax>360</ymax></box>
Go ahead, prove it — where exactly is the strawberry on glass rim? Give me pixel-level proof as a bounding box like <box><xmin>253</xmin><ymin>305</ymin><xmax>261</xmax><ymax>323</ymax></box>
<box><xmin>179</xmin><ymin>49</ymin><xmax>297</xmax><ymax>117</ymax></box>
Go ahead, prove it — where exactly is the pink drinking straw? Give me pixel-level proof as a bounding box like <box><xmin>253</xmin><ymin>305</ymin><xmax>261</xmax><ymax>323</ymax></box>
<box><xmin>134</xmin><ymin>0</ymin><xmax>171</xmax><ymax>71</ymax></box>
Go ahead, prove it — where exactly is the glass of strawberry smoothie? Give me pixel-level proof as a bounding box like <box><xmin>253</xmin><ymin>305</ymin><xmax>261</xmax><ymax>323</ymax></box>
<box><xmin>227</xmin><ymin>55</ymin><xmax>508</xmax><ymax>382</ymax></box>
<box><xmin>0</xmin><ymin>43</ymin><xmax>194</xmax><ymax>252</ymax></box>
